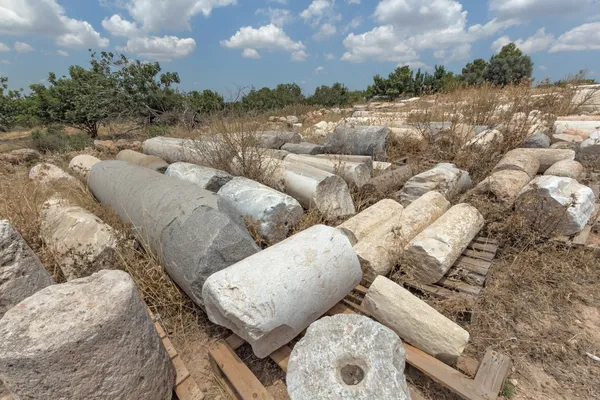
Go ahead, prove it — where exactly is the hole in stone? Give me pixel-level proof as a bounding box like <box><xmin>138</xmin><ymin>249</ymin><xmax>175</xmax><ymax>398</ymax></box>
<box><xmin>340</xmin><ymin>364</ymin><xmax>365</xmax><ymax>386</ymax></box>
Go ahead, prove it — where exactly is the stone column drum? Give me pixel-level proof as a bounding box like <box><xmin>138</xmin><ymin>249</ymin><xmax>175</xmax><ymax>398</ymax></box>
<box><xmin>116</xmin><ymin>149</ymin><xmax>169</xmax><ymax>172</ymax></box>
<box><xmin>203</xmin><ymin>225</ymin><xmax>362</xmax><ymax>358</ymax></box>
<box><xmin>165</xmin><ymin>162</ymin><xmax>233</xmax><ymax>192</ymax></box>
<box><xmin>68</xmin><ymin>154</ymin><xmax>101</xmax><ymax>178</ymax></box>
<box><xmin>285</xmin><ymin>154</ymin><xmax>371</xmax><ymax>188</ymax></box>
<box><xmin>337</xmin><ymin>199</ymin><xmax>404</xmax><ymax>242</ymax></box>
<box><xmin>286</xmin><ymin>314</ymin><xmax>410</xmax><ymax>400</ymax></box>
<box><xmin>0</xmin><ymin>270</ymin><xmax>174</xmax><ymax>400</ymax></box>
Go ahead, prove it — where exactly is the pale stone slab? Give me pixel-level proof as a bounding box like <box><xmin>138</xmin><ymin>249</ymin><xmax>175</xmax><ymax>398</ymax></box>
<box><xmin>324</xmin><ymin>125</ymin><xmax>390</xmax><ymax>161</ymax></box>
<box><xmin>143</xmin><ymin>136</ymin><xmax>205</xmax><ymax>164</ymax></box>
<box><xmin>68</xmin><ymin>154</ymin><xmax>101</xmax><ymax>178</ymax></box>
<box><xmin>404</xmin><ymin>203</ymin><xmax>484</xmax><ymax>284</ymax></box>
<box><xmin>282</xmin><ymin>142</ymin><xmax>324</xmax><ymax>155</ymax></box>
<box><xmin>521</xmin><ymin>148</ymin><xmax>576</xmax><ymax>173</ymax></box>
<box><xmin>203</xmin><ymin>225</ymin><xmax>362</xmax><ymax>358</ymax></box>
<box><xmin>88</xmin><ymin>161</ymin><xmax>259</xmax><ymax>308</ymax></box>
<box><xmin>217</xmin><ymin>177</ymin><xmax>303</xmax><ymax>243</ymax></box>
<box><xmin>363</xmin><ymin>276</ymin><xmax>469</xmax><ymax>364</ymax></box>
<box><xmin>516</xmin><ymin>175</ymin><xmax>595</xmax><ymax>236</ymax></box>
<box><xmin>373</xmin><ymin>161</ymin><xmax>393</xmax><ymax>171</ymax></box>
<box><xmin>314</xmin><ymin>154</ymin><xmax>374</xmax><ymax>174</ymax></box>
<box><xmin>256</xmin><ymin>131</ymin><xmax>302</xmax><ymax>149</ymax></box>
<box><xmin>552</xmin><ymin>134</ymin><xmax>584</xmax><ymax>144</ymax></box>
<box><xmin>474</xmin><ymin>170</ymin><xmax>533</xmax><ymax>204</ymax></box>
<box><xmin>29</xmin><ymin>163</ymin><xmax>77</xmax><ymax>186</ymax></box>
<box><xmin>493</xmin><ymin>149</ymin><xmax>540</xmax><ymax>178</ymax></box>
<box><xmin>285</xmin><ymin>154</ymin><xmax>371</xmax><ymax>188</ymax></box>
<box><xmin>362</xmin><ymin>165</ymin><xmax>412</xmax><ymax>195</ymax></box>
<box><xmin>396</xmin><ymin>163</ymin><xmax>471</xmax><ymax>206</ymax></box>
<box><xmin>463</xmin><ymin>129</ymin><xmax>503</xmax><ymax>150</ymax></box>
<box><xmin>40</xmin><ymin>198</ymin><xmax>119</xmax><ymax>281</ymax></box>
<box><xmin>0</xmin><ymin>270</ymin><xmax>174</xmax><ymax>400</ymax></box>
<box><xmin>165</xmin><ymin>162</ymin><xmax>233</xmax><ymax>192</ymax></box>
<box><xmin>544</xmin><ymin>160</ymin><xmax>584</xmax><ymax>180</ymax></box>
<box><xmin>554</xmin><ymin>120</ymin><xmax>600</xmax><ymax>137</ymax></box>
<box><xmin>116</xmin><ymin>149</ymin><xmax>169</xmax><ymax>172</ymax></box>
<box><xmin>0</xmin><ymin>220</ymin><xmax>53</xmax><ymax>318</ymax></box>
<box><xmin>337</xmin><ymin>199</ymin><xmax>403</xmax><ymax>242</ymax></box>
<box><xmin>287</xmin><ymin>314</ymin><xmax>409</xmax><ymax>400</ymax></box>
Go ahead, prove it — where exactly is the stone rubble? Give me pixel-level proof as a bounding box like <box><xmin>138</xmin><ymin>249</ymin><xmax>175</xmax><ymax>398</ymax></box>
<box><xmin>474</xmin><ymin>170</ymin><xmax>533</xmax><ymax>205</ymax></box>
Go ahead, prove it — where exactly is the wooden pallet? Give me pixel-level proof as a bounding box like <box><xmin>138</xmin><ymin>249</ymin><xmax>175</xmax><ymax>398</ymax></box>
<box><xmin>395</xmin><ymin>236</ymin><xmax>499</xmax><ymax>302</ymax></box>
<box><xmin>209</xmin><ymin>295</ymin><xmax>511</xmax><ymax>400</ymax></box>
<box><xmin>148</xmin><ymin>310</ymin><xmax>204</xmax><ymax>400</ymax></box>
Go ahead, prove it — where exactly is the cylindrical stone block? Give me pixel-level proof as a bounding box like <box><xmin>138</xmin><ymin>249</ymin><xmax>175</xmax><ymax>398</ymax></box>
<box><xmin>285</xmin><ymin>154</ymin><xmax>371</xmax><ymax>188</ymax></box>
<box><xmin>287</xmin><ymin>314</ymin><xmax>410</xmax><ymax>400</ymax></box>
<box><xmin>544</xmin><ymin>160</ymin><xmax>584</xmax><ymax>180</ymax></box>
<box><xmin>324</xmin><ymin>125</ymin><xmax>390</xmax><ymax>161</ymax></box>
<box><xmin>521</xmin><ymin>148</ymin><xmax>576</xmax><ymax>173</ymax></box>
<box><xmin>404</xmin><ymin>203</ymin><xmax>484</xmax><ymax>284</ymax></box>
<box><xmin>0</xmin><ymin>270</ymin><xmax>174</xmax><ymax>400</ymax></box>
<box><xmin>88</xmin><ymin>161</ymin><xmax>259</xmax><ymax>307</ymax></box>
<box><xmin>203</xmin><ymin>225</ymin><xmax>362</xmax><ymax>358</ymax></box>
<box><xmin>217</xmin><ymin>177</ymin><xmax>304</xmax><ymax>243</ymax></box>
<box><xmin>40</xmin><ymin>198</ymin><xmax>119</xmax><ymax>281</ymax></box>
<box><xmin>492</xmin><ymin>149</ymin><xmax>540</xmax><ymax>178</ymax></box>
<box><xmin>165</xmin><ymin>162</ymin><xmax>233</xmax><ymax>192</ymax></box>
<box><xmin>315</xmin><ymin>154</ymin><xmax>374</xmax><ymax>174</ymax></box>
<box><xmin>143</xmin><ymin>136</ymin><xmax>205</xmax><ymax>164</ymax></box>
<box><xmin>68</xmin><ymin>154</ymin><xmax>101</xmax><ymax>178</ymax></box>
<box><xmin>281</xmin><ymin>142</ymin><xmax>324</xmax><ymax>155</ymax></box>
<box><xmin>116</xmin><ymin>149</ymin><xmax>169</xmax><ymax>172</ymax></box>
<box><xmin>361</xmin><ymin>165</ymin><xmax>413</xmax><ymax>195</ymax></box>
<box><xmin>0</xmin><ymin>220</ymin><xmax>53</xmax><ymax>318</ymax></box>
<box><xmin>363</xmin><ymin>276</ymin><xmax>470</xmax><ymax>364</ymax></box>
<box><xmin>474</xmin><ymin>170</ymin><xmax>533</xmax><ymax>205</ymax></box>
<box><xmin>337</xmin><ymin>199</ymin><xmax>403</xmax><ymax>242</ymax></box>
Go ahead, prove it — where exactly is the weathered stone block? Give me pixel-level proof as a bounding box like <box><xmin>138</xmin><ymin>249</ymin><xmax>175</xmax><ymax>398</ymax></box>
<box><xmin>521</xmin><ymin>148</ymin><xmax>576</xmax><ymax>173</ymax></box>
<box><xmin>362</xmin><ymin>164</ymin><xmax>412</xmax><ymax>195</ymax></box>
<box><xmin>285</xmin><ymin>154</ymin><xmax>371</xmax><ymax>188</ymax></box>
<box><xmin>281</xmin><ymin>142</ymin><xmax>324</xmax><ymax>155</ymax></box>
<box><xmin>116</xmin><ymin>149</ymin><xmax>169</xmax><ymax>172</ymax></box>
<box><xmin>493</xmin><ymin>149</ymin><xmax>540</xmax><ymax>178</ymax></box>
<box><xmin>165</xmin><ymin>162</ymin><xmax>233</xmax><ymax>192</ymax></box>
<box><xmin>337</xmin><ymin>199</ymin><xmax>403</xmax><ymax>242</ymax></box>
<box><xmin>324</xmin><ymin>125</ymin><xmax>390</xmax><ymax>161</ymax></box>
<box><xmin>395</xmin><ymin>163</ymin><xmax>471</xmax><ymax>206</ymax></box>
<box><xmin>29</xmin><ymin>163</ymin><xmax>77</xmax><ymax>186</ymax></box>
<box><xmin>474</xmin><ymin>170</ymin><xmax>533</xmax><ymax>204</ymax></box>
<box><xmin>68</xmin><ymin>154</ymin><xmax>101</xmax><ymax>178</ymax></box>
<box><xmin>544</xmin><ymin>160</ymin><xmax>584</xmax><ymax>180</ymax></box>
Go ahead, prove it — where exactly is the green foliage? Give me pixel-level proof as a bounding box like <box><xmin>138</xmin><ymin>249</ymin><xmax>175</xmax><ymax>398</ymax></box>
<box><xmin>145</xmin><ymin>124</ymin><xmax>170</xmax><ymax>138</ymax></box>
<box><xmin>462</xmin><ymin>58</ymin><xmax>488</xmax><ymax>86</ymax></box>
<box><xmin>242</xmin><ymin>83</ymin><xmax>304</xmax><ymax>111</ymax></box>
<box><xmin>30</xmin><ymin>126</ymin><xmax>91</xmax><ymax>153</ymax></box>
<box><xmin>308</xmin><ymin>83</ymin><xmax>350</xmax><ymax>106</ymax></box>
<box><xmin>186</xmin><ymin>90</ymin><xmax>225</xmax><ymax>114</ymax></box>
<box><xmin>366</xmin><ymin>65</ymin><xmax>460</xmax><ymax>99</ymax></box>
<box><xmin>483</xmin><ymin>43</ymin><xmax>533</xmax><ymax>86</ymax></box>
<box><xmin>502</xmin><ymin>381</ymin><xmax>516</xmax><ymax>398</ymax></box>
<box><xmin>0</xmin><ymin>77</ymin><xmax>24</xmax><ymax>131</ymax></box>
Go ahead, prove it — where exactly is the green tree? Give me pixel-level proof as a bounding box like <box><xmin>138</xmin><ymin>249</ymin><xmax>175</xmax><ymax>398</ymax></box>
<box><xmin>186</xmin><ymin>90</ymin><xmax>224</xmax><ymax>114</ymax></box>
<box><xmin>0</xmin><ymin>77</ymin><xmax>22</xmax><ymax>131</ymax></box>
<box><xmin>309</xmin><ymin>83</ymin><xmax>350</xmax><ymax>106</ymax></box>
<box><xmin>462</xmin><ymin>58</ymin><xmax>488</xmax><ymax>86</ymax></box>
<box><xmin>241</xmin><ymin>83</ymin><xmax>304</xmax><ymax>111</ymax></box>
<box><xmin>483</xmin><ymin>43</ymin><xmax>533</xmax><ymax>86</ymax></box>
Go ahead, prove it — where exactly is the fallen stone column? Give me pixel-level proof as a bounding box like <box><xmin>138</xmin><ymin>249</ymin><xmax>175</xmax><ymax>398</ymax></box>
<box><xmin>474</xmin><ymin>170</ymin><xmax>533</xmax><ymax>205</ymax></box>
<box><xmin>116</xmin><ymin>149</ymin><xmax>169</xmax><ymax>172</ymax></box>
<box><xmin>29</xmin><ymin>163</ymin><xmax>78</xmax><ymax>186</ymax></box>
<box><xmin>363</xmin><ymin>276</ymin><xmax>469</xmax><ymax>364</ymax></box>
<box><xmin>324</xmin><ymin>125</ymin><xmax>390</xmax><ymax>161</ymax></box>
<box><xmin>404</xmin><ymin>203</ymin><xmax>484</xmax><ymax>284</ymax></box>
<box><xmin>314</xmin><ymin>154</ymin><xmax>374</xmax><ymax>174</ymax></box>
<box><xmin>88</xmin><ymin>161</ymin><xmax>259</xmax><ymax>307</ymax></box>
<box><xmin>285</xmin><ymin>154</ymin><xmax>371</xmax><ymax>188</ymax></box>
<box><xmin>281</xmin><ymin>142</ymin><xmax>324</xmax><ymax>155</ymax></box>
<box><xmin>516</xmin><ymin>175</ymin><xmax>595</xmax><ymax>235</ymax></box>
<box><xmin>493</xmin><ymin>149</ymin><xmax>540</xmax><ymax>178</ymax></box>
<box><xmin>337</xmin><ymin>199</ymin><xmax>403</xmax><ymax>242</ymax></box>
<box><xmin>283</xmin><ymin>162</ymin><xmax>356</xmax><ymax>219</ymax></box>
<box><xmin>0</xmin><ymin>220</ymin><xmax>54</xmax><ymax>318</ymax></box>
<box><xmin>0</xmin><ymin>270</ymin><xmax>174</xmax><ymax>400</ymax></box>
<box><xmin>544</xmin><ymin>160</ymin><xmax>584</xmax><ymax>180</ymax></box>
<box><xmin>554</xmin><ymin>120</ymin><xmax>600</xmax><ymax>137</ymax></box>
<box><xmin>143</xmin><ymin>136</ymin><xmax>205</xmax><ymax>164</ymax></box>
<box><xmin>521</xmin><ymin>148</ymin><xmax>576</xmax><ymax>173</ymax></box>
<box><xmin>165</xmin><ymin>162</ymin><xmax>233</xmax><ymax>192</ymax></box>
<box><xmin>68</xmin><ymin>155</ymin><xmax>101</xmax><ymax>178</ymax></box>
<box><xmin>355</xmin><ymin>192</ymin><xmax>450</xmax><ymax>279</ymax></box>
<box><xmin>203</xmin><ymin>225</ymin><xmax>362</xmax><ymax>358</ymax></box>
<box><xmin>40</xmin><ymin>198</ymin><xmax>119</xmax><ymax>281</ymax></box>
<box><xmin>217</xmin><ymin>177</ymin><xmax>303</xmax><ymax>243</ymax></box>
<box><xmin>395</xmin><ymin>163</ymin><xmax>471</xmax><ymax>206</ymax></box>
<box><xmin>256</xmin><ymin>131</ymin><xmax>302</xmax><ymax>149</ymax></box>
<box><xmin>287</xmin><ymin>314</ymin><xmax>410</xmax><ymax>400</ymax></box>
<box><xmin>362</xmin><ymin>164</ymin><xmax>413</xmax><ymax>195</ymax></box>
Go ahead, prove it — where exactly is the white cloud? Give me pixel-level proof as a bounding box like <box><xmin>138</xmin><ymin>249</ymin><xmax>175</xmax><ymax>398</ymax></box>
<box><xmin>242</xmin><ymin>48</ymin><xmax>261</xmax><ymax>58</ymax></box>
<box><xmin>0</xmin><ymin>60</ymin><xmax>10</xmax><ymax>64</ymax></box>
<box><xmin>313</xmin><ymin>22</ymin><xmax>336</xmax><ymax>40</ymax></box>
<box><xmin>324</xmin><ymin>52</ymin><xmax>335</xmax><ymax>60</ymax></box>
<box><xmin>401</xmin><ymin>61</ymin><xmax>431</xmax><ymax>70</ymax></box>
<box><xmin>315</xmin><ymin>65</ymin><xmax>325</xmax><ymax>73</ymax></box>
<box><xmin>0</xmin><ymin>43</ymin><xmax>9</xmax><ymax>52</ymax></box>
<box><xmin>374</xmin><ymin>0</ymin><xmax>466</xmax><ymax>32</ymax></box>
<box><xmin>14</xmin><ymin>42</ymin><xmax>35</xmax><ymax>53</ymax></box>
<box><xmin>341</xmin><ymin>25</ymin><xmax>418</xmax><ymax>63</ymax></box>
<box><xmin>255</xmin><ymin>8</ymin><xmax>292</xmax><ymax>27</ymax></box>
<box><xmin>491</xmin><ymin>28</ymin><xmax>554</xmax><ymax>53</ymax></box>
<box><xmin>550</xmin><ymin>22</ymin><xmax>600</xmax><ymax>52</ymax></box>
<box><xmin>102</xmin><ymin>14</ymin><xmax>140</xmax><ymax>37</ymax></box>
<box><xmin>347</xmin><ymin>0</ymin><xmax>360</xmax><ymax>4</ymax></box>
<box><xmin>343</xmin><ymin>16</ymin><xmax>363</xmax><ymax>33</ymax></box>
<box><xmin>118</xmin><ymin>35</ymin><xmax>196</xmax><ymax>61</ymax></box>
<box><xmin>221</xmin><ymin>24</ymin><xmax>306</xmax><ymax>60</ymax></box>
<box><xmin>0</xmin><ymin>0</ymin><xmax>109</xmax><ymax>49</ymax></box>
<box><xmin>538</xmin><ymin>65</ymin><xmax>548</xmax><ymax>71</ymax></box>
<box><xmin>300</xmin><ymin>0</ymin><xmax>333</xmax><ymax>25</ymax></box>
<box><xmin>57</xmin><ymin>49</ymin><xmax>69</xmax><ymax>56</ymax></box>
<box><xmin>125</xmin><ymin>0</ymin><xmax>237</xmax><ymax>32</ymax></box>
<box><xmin>490</xmin><ymin>0</ymin><xmax>592</xmax><ymax>19</ymax></box>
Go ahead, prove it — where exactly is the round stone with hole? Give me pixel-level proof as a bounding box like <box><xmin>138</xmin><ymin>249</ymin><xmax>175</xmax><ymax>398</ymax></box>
<box><xmin>287</xmin><ymin>314</ymin><xmax>410</xmax><ymax>400</ymax></box>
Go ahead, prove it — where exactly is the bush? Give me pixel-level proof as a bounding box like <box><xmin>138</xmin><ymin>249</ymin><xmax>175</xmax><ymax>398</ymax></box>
<box><xmin>308</xmin><ymin>83</ymin><xmax>350</xmax><ymax>107</ymax></box>
<box><xmin>483</xmin><ymin>43</ymin><xmax>533</xmax><ymax>86</ymax></box>
<box><xmin>31</xmin><ymin>126</ymin><xmax>91</xmax><ymax>153</ymax></box>
<box><xmin>146</xmin><ymin>124</ymin><xmax>170</xmax><ymax>138</ymax></box>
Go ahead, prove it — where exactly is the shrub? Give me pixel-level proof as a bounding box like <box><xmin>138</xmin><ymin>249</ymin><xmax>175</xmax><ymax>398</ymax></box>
<box><xmin>31</xmin><ymin>126</ymin><xmax>91</xmax><ymax>153</ymax></box>
<box><xmin>308</xmin><ymin>83</ymin><xmax>350</xmax><ymax>107</ymax></box>
<box><xmin>146</xmin><ymin>124</ymin><xmax>170</xmax><ymax>138</ymax></box>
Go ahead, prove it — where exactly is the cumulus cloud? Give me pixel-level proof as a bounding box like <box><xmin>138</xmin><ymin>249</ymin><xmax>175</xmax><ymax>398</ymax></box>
<box><xmin>490</xmin><ymin>0</ymin><xmax>592</xmax><ymax>19</ymax></box>
<box><xmin>347</xmin><ymin>0</ymin><xmax>360</xmax><ymax>4</ymax></box>
<box><xmin>491</xmin><ymin>28</ymin><xmax>555</xmax><ymax>53</ymax></box>
<box><xmin>324</xmin><ymin>53</ymin><xmax>335</xmax><ymax>60</ymax></box>
<box><xmin>313</xmin><ymin>23</ymin><xmax>336</xmax><ymax>40</ymax></box>
<box><xmin>538</xmin><ymin>65</ymin><xmax>548</xmax><ymax>71</ymax></box>
<box><xmin>14</xmin><ymin>42</ymin><xmax>35</xmax><ymax>53</ymax></box>
<box><xmin>301</xmin><ymin>0</ymin><xmax>341</xmax><ymax>40</ymax></box>
<box><xmin>314</xmin><ymin>65</ymin><xmax>325</xmax><ymax>73</ymax></box>
<box><xmin>242</xmin><ymin>48</ymin><xmax>261</xmax><ymax>58</ymax></box>
<box><xmin>221</xmin><ymin>24</ymin><xmax>306</xmax><ymax>61</ymax></box>
<box><xmin>0</xmin><ymin>43</ymin><xmax>9</xmax><ymax>52</ymax></box>
<box><xmin>255</xmin><ymin>8</ymin><xmax>293</xmax><ymax>27</ymax></box>
<box><xmin>550</xmin><ymin>22</ymin><xmax>600</xmax><ymax>52</ymax></box>
<box><xmin>118</xmin><ymin>35</ymin><xmax>196</xmax><ymax>61</ymax></box>
<box><xmin>102</xmin><ymin>14</ymin><xmax>140</xmax><ymax>37</ymax></box>
<box><xmin>0</xmin><ymin>0</ymin><xmax>109</xmax><ymax>49</ymax></box>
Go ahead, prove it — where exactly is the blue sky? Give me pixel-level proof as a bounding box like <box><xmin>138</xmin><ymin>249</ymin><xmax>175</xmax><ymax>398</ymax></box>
<box><xmin>0</xmin><ymin>0</ymin><xmax>599</xmax><ymax>97</ymax></box>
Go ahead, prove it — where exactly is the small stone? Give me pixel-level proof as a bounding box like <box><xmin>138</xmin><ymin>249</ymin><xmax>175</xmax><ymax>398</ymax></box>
<box><xmin>579</xmin><ymin>130</ymin><xmax>600</xmax><ymax>161</ymax></box>
<box><xmin>463</xmin><ymin>129</ymin><xmax>503</xmax><ymax>150</ymax></box>
<box><xmin>68</xmin><ymin>154</ymin><xmax>101</xmax><ymax>178</ymax></box>
<box><xmin>544</xmin><ymin>160</ymin><xmax>584</xmax><ymax>180</ymax></box>
<box><xmin>522</xmin><ymin>132</ymin><xmax>551</xmax><ymax>148</ymax></box>
<box><xmin>0</xmin><ymin>148</ymin><xmax>40</xmax><ymax>164</ymax></box>
<box><xmin>509</xmin><ymin>379</ymin><xmax>519</xmax><ymax>387</ymax></box>
<box><xmin>94</xmin><ymin>139</ymin><xmax>118</xmax><ymax>153</ymax></box>
<box><xmin>287</xmin><ymin>116</ymin><xmax>299</xmax><ymax>124</ymax></box>
<box><xmin>29</xmin><ymin>163</ymin><xmax>78</xmax><ymax>186</ymax></box>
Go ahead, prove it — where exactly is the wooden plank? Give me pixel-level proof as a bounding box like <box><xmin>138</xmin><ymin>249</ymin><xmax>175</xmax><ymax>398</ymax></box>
<box><xmin>463</xmin><ymin>249</ymin><xmax>495</xmax><ymax>262</ymax></box>
<box><xmin>154</xmin><ymin>321</ymin><xmax>168</xmax><ymax>339</ymax></box>
<box><xmin>474</xmin><ymin>236</ymin><xmax>499</xmax><ymax>245</ymax></box>
<box><xmin>457</xmin><ymin>356</ymin><xmax>480</xmax><ymax>377</ymax></box>
<box><xmin>162</xmin><ymin>337</ymin><xmax>178</xmax><ymax>359</ymax></box>
<box><xmin>346</xmin><ymin>292</ymin><xmax>364</xmax><ymax>305</ymax></box>
<box><xmin>209</xmin><ymin>356</ymin><xmax>240</xmax><ymax>400</ymax></box>
<box><xmin>408</xmin><ymin>385</ymin><xmax>428</xmax><ymax>400</ymax></box>
<box><xmin>468</xmin><ymin>242</ymin><xmax>498</xmax><ymax>254</ymax></box>
<box><xmin>209</xmin><ymin>340</ymin><xmax>274</xmax><ymax>400</ymax></box>
<box><xmin>226</xmin><ymin>334</ymin><xmax>245</xmax><ymax>351</ymax></box>
<box><xmin>270</xmin><ymin>346</ymin><xmax>292</xmax><ymax>372</ymax></box>
<box><xmin>401</xmin><ymin>278</ymin><xmax>475</xmax><ymax>301</ymax></box>
<box><xmin>438</xmin><ymin>279</ymin><xmax>482</xmax><ymax>296</ymax></box>
<box><xmin>354</xmin><ymin>284</ymin><xmax>369</xmax><ymax>295</ymax></box>
<box><xmin>176</xmin><ymin>376</ymin><xmax>205</xmax><ymax>400</ymax></box>
<box><xmin>172</xmin><ymin>356</ymin><xmax>191</xmax><ymax>386</ymax></box>
<box><xmin>342</xmin><ymin>299</ymin><xmax>372</xmax><ymax>315</ymax></box>
<box><xmin>474</xmin><ymin>349</ymin><xmax>512</xmax><ymax>399</ymax></box>
<box><xmin>454</xmin><ymin>256</ymin><xmax>491</xmax><ymax>276</ymax></box>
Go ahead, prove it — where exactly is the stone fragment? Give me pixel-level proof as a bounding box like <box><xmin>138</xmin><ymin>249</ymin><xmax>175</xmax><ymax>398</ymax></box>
<box><xmin>404</xmin><ymin>203</ymin><xmax>484</xmax><ymax>284</ymax></box>
<box><xmin>474</xmin><ymin>170</ymin><xmax>533</xmax><ymax>204</ymax></box>
<box><xmin>116</xmin><ymin>149</ymin><xmax>169</xmax><ymax>172</ymax></box>
<box><xmin>285</xmin><ymin>154</ymin><xmax>371</xmax><ymax>188</ymax></box>
<box><xmin>516</xmin><ymin>176</ymin><xmax>595</xmax><ymax>236</ymax></box>
<box><xmin>143</xmin><ymin>136</ymin><xmax>204</xmax><ymax>164</ymax></box>
<box><xmin>287</xmin><ymin>116</ymin><xmax>299</xmax><ymax>124</ymax></box>
<box><xmin>337</xmin><ymin>199</ymin><xmax>403</xmax><ymax>242</ymax></box>
<box><xmin>550</xmin><ymin>141</ymin><xmax>579</xmax><ymax>150</ymax></box>
<box><xmin>263</xmin><ymin>148</ymin><xmax>290</xmax><ymax>160</ymax></box>
<box><xmin>463</xmin><ymin>129</ymin><xmax>503</xmax><ymax>150</ymax></box>
<box><xmin>314</xmin><ymin>154</ymin><xmax>374</xmax><ymax>174</ymax></box>
<box><xmin>203</xmin><ymin>225</ymin><xmax>362</xmax><ymax>358</ymax></box>
<box><xmin>324</xmin><ymin>125</ymin><xmax>390</xmax><ymax>161</ymax></box>
<box><xmin>395</xmin><ymin>163</ymin><xmax>471</xmax><ymax>206</ymax></box>
<box><xmin>521</xmin><ymin>148</ymin><xmax>576</xmax><ymax>173</ymax></box>
<box><xmin>363</xmin><ymin>276</ymin><xmax>469</xmax><ymax>363</ymax></box>
<box><xmin>218</xmin><ymin>177</ymin><xmax>303</xmax><ymax>243</ymax></box>
<box><xmin>287</xmin><ymin>314</ymin><xmax>409</xmax><ymax>400</ymax></box>
<box><xmin>552</xmin><ymin>133</ymin><xmax>584</xmax><ymax>144</ymax></box>
<box><xmin>579</xmin><ymin>131</ymin><xmax>600</xmax><ymax>161</ymax></box>
<box><xmin>554</xmin><ymin>120</ymin><xmax>600</xmax><ymax>138</ymax></box>
<box><xmin>40</xmin><ymin>198</ymin><xmax>119</xmax><ymax>281</ymax></box>
<box><xmin>281</xmin><ymin>142</ymin><xmax>324</xmax><ymax>155</ymax></box>
<box><xmin>373</xmin><ymin>161</ymin><xmax>392</xmax><ymax>171</ymax></box>
<box><xmin>68</xmin><ymin>154</ymin><xmax>101</xmax><ymax>178</ymax></box>
<box><xmin>257</xmin><ymin>131</ymin><xmax>302</xmax><ymax>149</ymax></box>
<box><xmin>493</xmin><ymin>149</ymin><xmax>540</xmax><ymax>178</ymax></box>
<box><xmin>389</xmin><ymin>126</ymin><xmax>426</xmax><ymax>148</ymax></box>
<box><xmin>0</xmin><ymin>220</ymin><xmax>53</xmax><ymax>318</ymax></box>
<box><xmin>94</xmin><ymin>139</ymin><xmax>118</xmax><ymax>153</ymax></box>
<box><xmin>362</xmin><ymin>165</ymin><xmax>412</xmax><ymax>195</ymax></box>
<box><xmin>522</xmin><ymin>132</ymin><xmax>551</xmax><ymax>148</ymax></box>
<box><xmin>29</xmin><ymin>163</ymin><xmax>77</xmax><ymax>186</ymax></box>
<box><xmin>283</xmin><ymin>162</ymin><xmax>356</xmax><ymax>219</ymax></box>
<box><xmin>0</xmin><ymin>270</ymin><xmax>174</xmax><ymax>400</ymax></box>
<box><xmin>544</xmin><ymin>160</ymin><xmax>584</xmax><ymax>180</ymax></box>
<box><xmin>0</xmin><ymin>148</ymin><xmax>40</xmax><ymax>164</ymax></box>
<box><xmin>165</xmin><ymin>162</ymin><xmax>233</xmax><ymax>192</ymax></box>
<box><xmin>88</xmin><ymin>161</ymin><xmax>259</xmax><ymax>307</ymax></box>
